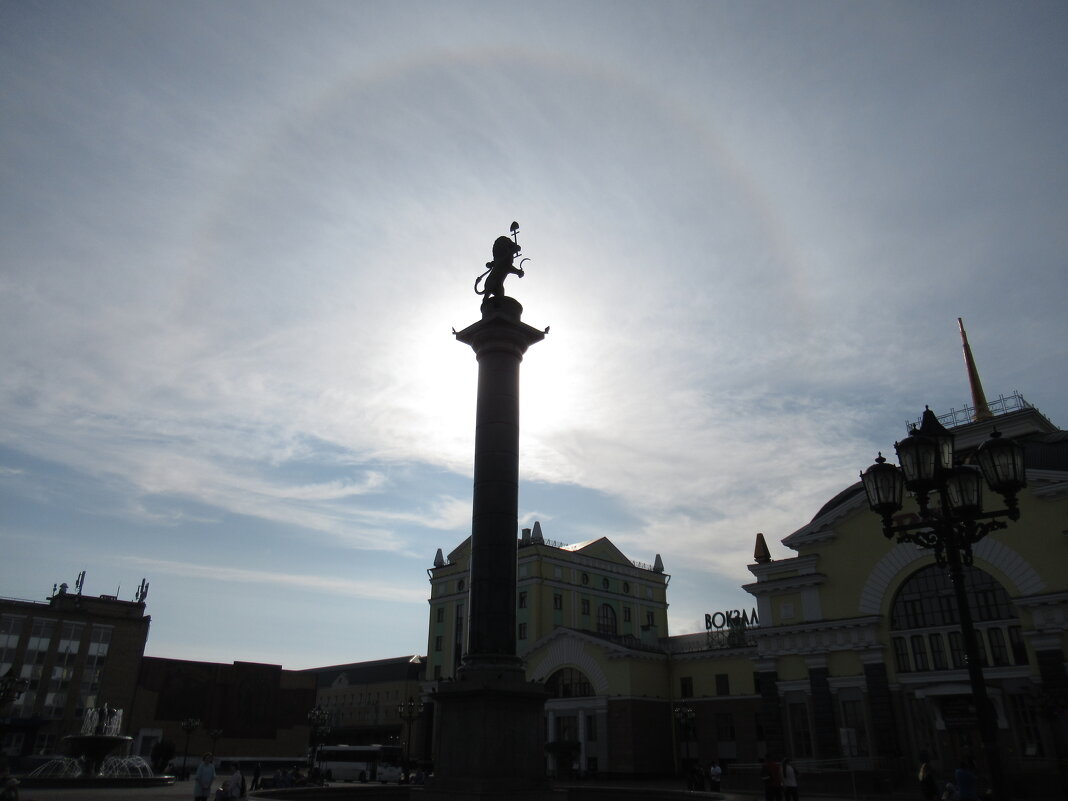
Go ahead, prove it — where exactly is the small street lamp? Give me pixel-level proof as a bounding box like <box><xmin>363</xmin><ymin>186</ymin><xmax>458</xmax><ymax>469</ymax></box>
<box><xmin>179</xmin><ymin>717</ymin><xmax>201</xmax><ymax>780</ymax></box>
<box><xmin>861</xmin><ymin>408</ymin><xmax>1026</xmax><ymax>801</ymax></box>
<box><xmin>673</xmin><ymin>705</ymin><xmax>696</xmax><ymax>777</ymax></box>
<box><xmin>0</xmin><ymin>667</ymin><xmax>29</xmax><ymax>755</ymax></box>
<box><xmin>396</xmin><ymin>696</ymin><xmax>424</xmax><ymax>778</ymax></box>
<box><xmin>307</xmin><ymin>706</ymin><xmax>330</xmax><ymax>770</ymax></box>
<box><xmin>208</xmin><ymin>728</ymin><xmax>223</xmax><ymax>754</ymax></box>
<box><xmin>0</xmin><ymin>667</ymin><xmax>29</xmax><ymax>713</ymax></box>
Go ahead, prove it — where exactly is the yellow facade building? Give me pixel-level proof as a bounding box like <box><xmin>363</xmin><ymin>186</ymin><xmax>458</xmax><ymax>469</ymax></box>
<box><xmin>422</xmin><ymin>393</ymin><xmax>1067</xmax><ymax>793</ymax></box>
<box><xmin>745</xmin><ymin>395</ymin><xmax>1067</xmax><ymax>796</ymax></box>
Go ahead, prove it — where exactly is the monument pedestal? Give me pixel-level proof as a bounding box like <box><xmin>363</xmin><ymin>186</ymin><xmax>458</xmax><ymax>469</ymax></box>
<box><xmin>425</xmin><ymin>660</ymin><xmax>551</xmax><ymax>801</ymax></box>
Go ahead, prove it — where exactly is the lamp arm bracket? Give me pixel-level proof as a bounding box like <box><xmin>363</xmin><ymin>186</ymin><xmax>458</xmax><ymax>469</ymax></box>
<box><xmin>886</xmin><ymin>505</ymin><xmax>1015</xmax><ymax>539</ymax></box>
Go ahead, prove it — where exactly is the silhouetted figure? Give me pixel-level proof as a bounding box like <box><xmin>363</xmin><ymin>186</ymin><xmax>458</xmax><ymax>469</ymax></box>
<box><xmin>1</xmin><ymin>764</ymin><xmax>19</xmax><ymax>801</ymax></box>
<box><xmin>709</xmin><ymin>759</ymin><xmax>723</xmax><ymax>791</ymax></box>
<box><xmin>762</xmin><ymin>755</ymin><xmax>783</xmax><ymax>801</ymax></box>
<box><xmin>919</xmin><ymin>752</ymin><xmax>940</xmax><ymax>801</ymax></box>
<box><xmin>193</xmin><ymin>753</ymin><xmax>216</xmax><ymax>801</ymax></box>
<box><xmin>954</xmin><ymin>758</ymin><xmax>978</xmax><ymax>801</ymax></box>
<box><xmin>228</xmin><ymin>765</ymin><xmax>244</xmax><ymax>799</ymax></box>
<box><xmin>782</xmin><ymin>757</ymin><xmax>799</xmax><ymax>801</ymax></box>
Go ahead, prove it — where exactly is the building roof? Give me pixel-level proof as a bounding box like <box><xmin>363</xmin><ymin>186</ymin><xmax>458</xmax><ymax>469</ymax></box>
<box><xmin>557</xmin><ymin>537</ymin><xmax>635</xmax><ymax>567</ymax></box>
<box><xmin>304</xmin><ymin>655</ymin><xmax>424</xmax><ymax>687</ymax></box>
<box><xmin>788</xmin><ymin>400</ymin><xmax>1067</xmax><ymax>548</ymax></box>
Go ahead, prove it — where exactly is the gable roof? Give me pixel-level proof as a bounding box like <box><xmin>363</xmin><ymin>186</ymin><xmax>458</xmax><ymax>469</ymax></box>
<box><xmin>305</xmin><ymin>655</ymin><xmax>424</xmax><ymax>687</ymax></box>
<box><xmin>447</xmin><ymin>536</ymin><xmax>471</xmax><ymax>564</ymax></box>
<box><xmin>526</xmin><ymin>625</ymin><xmax>667</xmax><ymax>659</ymax></box>
<box><xmin>559</xmin><ymin>537</ymin><xmax>634</xmax><ymax>567</ymax></box>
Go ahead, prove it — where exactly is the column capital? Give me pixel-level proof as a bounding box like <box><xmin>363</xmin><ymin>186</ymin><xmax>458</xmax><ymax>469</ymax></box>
<box><xmin>455</xmin><ymin>297</ymin><xmax>546</xmax><ymax>357</ymax></box>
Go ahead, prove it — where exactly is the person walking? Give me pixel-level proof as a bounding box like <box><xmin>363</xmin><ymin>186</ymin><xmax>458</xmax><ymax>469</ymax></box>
<box><xmin>193</xmin><ymin>753</ymin><xmax>216</xmax><ymax>801</ymax></box>
<box><xmin>229</xmin><ymin>764</ymin><xmax>244</xmax><ymax>799</ymax></box>
<box><xmin>782</xmin><ymin>757</ymin><xmax>799</xmax><ymax>801</ymax></box>
<box><xmin>762</xmin><ymin>755</ymin><xmax>783</xmax><ymax>801</ymax></box>
<box><xmin>953</xmin><ymin>758</ymin><xmax>979</xmax><ymax>801</ymax></box>
<box><xmin>1</xmin><ymin>765</ymin><xmax>20</xmax><ymax>801</ymax></box>
<box><xmin>709</xmin><ymin>759</ymin><xmax>723</xmax><ymax>792</ymax></box>
<box><xmin>919</xmin><ymin>752</ymin><xmax>940</xmax><ymax>801</ymax></box>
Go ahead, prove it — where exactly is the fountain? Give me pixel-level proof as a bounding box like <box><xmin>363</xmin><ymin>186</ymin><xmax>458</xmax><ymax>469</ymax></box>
<box><xmin>62</xmin><ymin>703</ymin><xmax>131</xmax><ymax>776</ymax></box>
<box><xmin>18</xmin><ymin>705</ymin><xmax>175</xmax><ymax>789</ymax></box>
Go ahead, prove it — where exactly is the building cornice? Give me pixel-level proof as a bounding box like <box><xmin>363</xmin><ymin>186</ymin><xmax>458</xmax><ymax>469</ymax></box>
<box><xmin>896</xmin><ymin>665</ymin><xmax>1033</xmax><ymax>686</ymax></box>
<box><xmin>1028</xmin><ymin>469</ymin><xmax>1068</xmax><ymax>498</ymax></box>
<box><xmin>522</xmin><ymin>547</ymin><xmax>666</xmax><ymax>582</ymax></box>
<box><xmin>750</xmin><ymin>616</ymin><xmax>883</xmax><ymax>658</ymax></box>
<box><xmin>747</xmin><ymin>553</ymin><xmax>820</xmax><ymax>581</ymax></box>
<box><xmin>743</xmin><ymin>573</ymin><xmax>826</xmax><ymax>597</ymax></box>
<box><xmin>1012</xmin><ymin>590</ymin><xmax>1068</xmax><ymax>609</ymax></box>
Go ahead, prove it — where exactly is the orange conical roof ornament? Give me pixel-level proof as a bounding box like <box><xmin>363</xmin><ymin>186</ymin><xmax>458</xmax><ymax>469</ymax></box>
<box><xmin>958</xmin><ymin>318</ymin><xmax>993</xmax><ymax>421</ymax></box>
<box><xmin>754</xmin><ymin>532</ymin><xmax>771</xmax><ymax>564</ymax></box>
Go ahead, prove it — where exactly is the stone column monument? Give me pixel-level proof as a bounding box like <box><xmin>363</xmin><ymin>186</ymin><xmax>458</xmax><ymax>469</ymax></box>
<box><xmin>425</xmin><ymin>224</ymin><xmax>551</xmax><ymax>801</ymax></box>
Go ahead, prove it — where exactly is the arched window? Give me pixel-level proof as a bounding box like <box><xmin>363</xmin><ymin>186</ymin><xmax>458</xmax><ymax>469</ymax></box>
<box><xmin>890</xmin><ymin>564</ymin><xmax>1016</xmax><ymax>629</ymax></box>
<box><xmin>546</xmin><ymin>667</ymin><xmax>593</xmax><ymax>698</ymax></box>
<box><xmin>888</xmin><ymin>564</ymin><xmax>1026</xmax><ymax>673</ymax></box>
<box><xmin>596</xmin><ymin>603</ymin><xmax>617</xmax><ymax>635</ymax></box>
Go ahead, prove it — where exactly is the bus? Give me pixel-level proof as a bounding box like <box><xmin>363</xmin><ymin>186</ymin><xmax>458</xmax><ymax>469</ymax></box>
<box><xmin>315</xmin><ymin>744</ymin><xmax>404</xmax><ymax>783</ymax></box>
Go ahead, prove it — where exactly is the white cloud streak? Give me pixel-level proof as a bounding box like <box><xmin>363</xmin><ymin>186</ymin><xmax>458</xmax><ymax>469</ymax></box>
<box><xmin>120</xmin><ymin>556</ymin><xmax>426</xmax><ymax>605</ymax></box>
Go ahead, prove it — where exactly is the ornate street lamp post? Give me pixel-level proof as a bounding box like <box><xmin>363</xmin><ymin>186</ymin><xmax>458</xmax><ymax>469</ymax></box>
<box><xmin>673</xmin><ymin>705</ymin><xmax>696</xmax><ymax>778</ymax></box>
<box><xmin>861</xmin><ymin>408</ymin><xmax>1026</xmax><ymax>801</ymax></box>
<box><xmin>307</xmin><ymin>706</ymin><xmax>330</xmax><ymax>770</ymax></box>
<box><xmin>179</xmin><ymin>717</ymin><xmax>201</xmax><ymax>780</ymax></box>
<box><xmin>396</xmin><ymin>695</ymin><xmax>424</xmax><ymax>779</ymax></box>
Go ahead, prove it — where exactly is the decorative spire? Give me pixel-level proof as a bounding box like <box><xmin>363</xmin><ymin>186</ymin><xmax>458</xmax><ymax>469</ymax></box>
<box><xmin>754</xmin><ymin>532</ymin><xmax>771</xmax><ymax>564</ymax></box>
<box><xmin>958</xmin><ymin>318</ymin><xmax>993</xmax><ymax>421</ymax></box>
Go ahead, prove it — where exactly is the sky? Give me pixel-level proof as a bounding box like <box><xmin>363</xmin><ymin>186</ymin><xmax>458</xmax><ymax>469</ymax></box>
<box><xmin>2</xmin><ymin>1</ymin><xmax>1066</xmax><ymax>671</ymax></box>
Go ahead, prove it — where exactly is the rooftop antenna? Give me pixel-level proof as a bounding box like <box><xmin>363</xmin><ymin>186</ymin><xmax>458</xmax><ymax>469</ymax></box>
<box><xmin>958</xmin><ymin>318</ymin><xmax>993</xmax><ymax>421</ymax></box>
<box><xmin>75</xmin><ymin>571</ymin><xmax>85</xmax><ymax>595</ymax></box>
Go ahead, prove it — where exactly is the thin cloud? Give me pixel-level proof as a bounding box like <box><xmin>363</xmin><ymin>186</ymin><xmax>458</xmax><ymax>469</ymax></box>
<box><xmin>120</xmin><ymin>556</ymin><xmax>426</xmax><ymax>604</ymax></box>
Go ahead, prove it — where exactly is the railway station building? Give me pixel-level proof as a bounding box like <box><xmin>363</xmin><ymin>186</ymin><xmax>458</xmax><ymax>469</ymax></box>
<box><xmin>424</xmin><ymin>392</ymin><xmax>1067</xmax><ymax>793</ymax></box>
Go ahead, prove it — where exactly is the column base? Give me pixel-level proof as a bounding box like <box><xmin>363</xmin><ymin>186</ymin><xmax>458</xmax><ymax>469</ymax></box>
<box><xmin>425</xmin><ymin>665</ymin><xmax>552</xmax><ymax>801</ymax></box>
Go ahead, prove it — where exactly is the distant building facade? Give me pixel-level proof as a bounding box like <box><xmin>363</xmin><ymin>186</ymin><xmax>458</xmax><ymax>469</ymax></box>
<box><xmin>127</xmin><ymin>656</ymin><xmax>316</xmax><ymax>766</ymax></box>
<box><xmin>426</xmin><ymin>526</ymin><xmax>676</xmax><ymax>777</ymax></box>
<box><xmin>304</xmin><ymin>656</ymin><xmax>426</xmax><ymax>759</ymax></box>
<box><xmin>0</xmin><ymin>578</ymin><xmax>150</xmax><ymax>763</ymax></box>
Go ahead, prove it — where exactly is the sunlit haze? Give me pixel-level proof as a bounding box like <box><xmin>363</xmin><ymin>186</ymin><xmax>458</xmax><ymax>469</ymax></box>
<box><xmin>2</xmin><ymin>1</ymin><xmax>1066</xmax><ymax>668</ymax></box>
